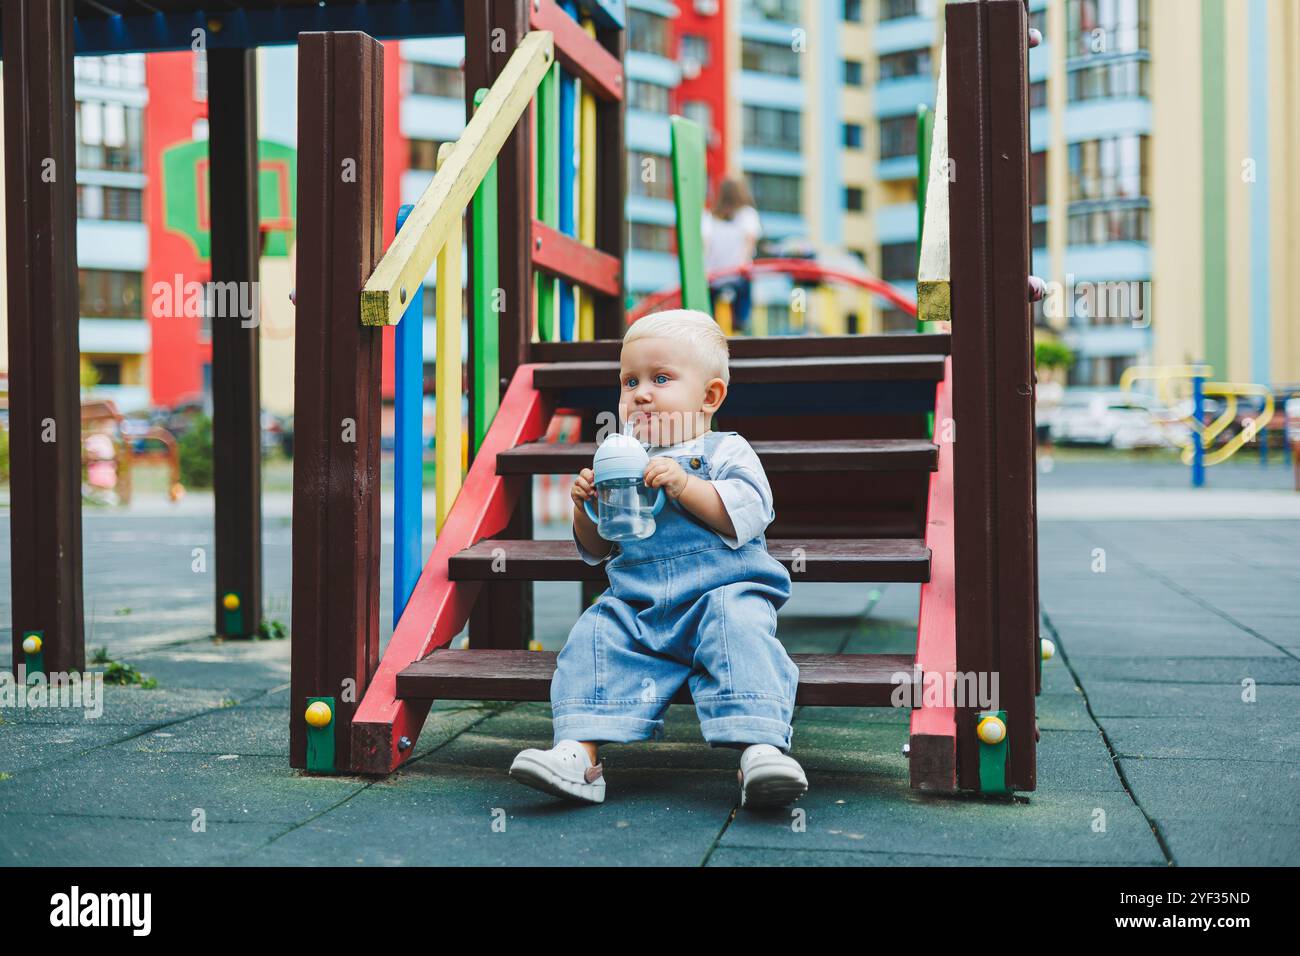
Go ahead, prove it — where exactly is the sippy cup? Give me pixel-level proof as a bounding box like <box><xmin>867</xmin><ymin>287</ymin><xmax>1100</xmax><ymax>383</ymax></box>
<box><xmin>582</xmin><ymin>423</ymin><xmax>667</xmax><ymax>541</ymax></box>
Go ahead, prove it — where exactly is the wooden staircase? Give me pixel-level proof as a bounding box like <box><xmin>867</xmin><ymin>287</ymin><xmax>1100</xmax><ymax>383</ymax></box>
<box><xmin>389</xmin><ymin>334</ymin><xmax>948</xmax><ymax>749</ymax></box>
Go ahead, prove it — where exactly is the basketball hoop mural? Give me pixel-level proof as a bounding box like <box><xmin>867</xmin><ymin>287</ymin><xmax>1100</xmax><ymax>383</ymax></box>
<box><xmin>160</xmin><ymin>138</ymin><xmax>297</xmax><ymax>259</ymax></box>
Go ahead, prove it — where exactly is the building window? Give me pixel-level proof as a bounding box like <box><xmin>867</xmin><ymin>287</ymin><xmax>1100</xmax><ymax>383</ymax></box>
<box><xmin>682</xmin><ymin>100</ymin><xmax>714</xmax><ymax>138</ymax></box>
<box><xmin>880</xmin><ymin>307</ymin><xmax>914</xmax><ymax>332</ymax></box>
<box><xmin>627</xmin><ymin>151</ymin><xmax>674</xmax><ymax>200</ymax></box>
<box><xmin>878</xmin><ymin>47</ymin><xmax>931</xmax><ymax>81</ymax></box>
<box><xmin>681</xmin><ymin>33</ymin><xmax>711</xmax><ymax>69</ymax></box>
<box><xmin>629</xmin><ymin>222</ymin><xmax>675</xmax><ymax>253</ymax></box>
<box><xmin>741</xmin><ymin>0</ymin><xmax>801</xmax><ymax>23</ymax></box>
<box><xmin>880</xmin><ymin>0</ymin><xmax>920</xmax><ymax>21</ymax></box>
<box><xmin>1067</xmin><ymin>205</ymin><xmax>1150</xmax><ymax>246</ymax></box>
<box><xmin>843</xmin><ymin>122</ymin><xmax>864</xmax><ymax>149</ymax></box>
<box><xmin>1067</xmin><ymin>0</ymin><xmax>1149</xmax><ymax>58</ymax></box>
<box><xmin>843</xmin><ymin>0</ymin><xmax>863</xmax><ymax>21</ymax></box>
<box><xmin>742</xmin><ymin>38</ymin><xmax>801</xmax><ymax>77</ymax></box>
<box><xmin>76</xmin><ymin>54</ymin><xmax>146</xmax><ymax>88</ymax></box>
<box><xmin>193</xmin><ymin>51</ymin><xmax>207</xmax><ymax>102</ymax></box>
<box><xmin>1068</xmin><ymin>134</ymin><xmax>1149</xmax><ymax>202</ymax></box>
<box><xmin>408</xmin><ymin>62</ymin><xmax>464</xmax><ymax>98</ymax></box>
<box><xmin>77</xmin><ymin>184</ymin><xmax>144</xmax><ymax>222</ymax></box>
<box><xmin>743</xmin><ymin>105</ymin><xmax>802</xmax><ymax>150</ymax></box>
<box><xmin>1030</xmin><ymin>151</ymin><xmax>1048</xmax><ymax>206</ymax></box>
<box><xmin>879</xmin><ymin>115</ymin><xmax>917</xmax><ymax>160</ymax></box>
<box><xmin>844</xmin><ymin>186</ymin><xmax>865</xmax><ymax>212</ymax></box>
<box><xmin>843</xmin><ymin>59</ymin><xmax>864</xmax><ymax>86</ymax></box>
<box><xmin>1029</xmin><ymin>80</ymin><xmax>1048</xmax><ymax>109</ymax></box>
<box><xmin>79</xmin><ymin>269</ymin><xmax>143</xmax><ymax>319</ymax></box>
<box><xmin>409</xmin><ymin>139</ymin><xmax>444</xmax><ymax>172</ymax></box>
<box><xmin>75</xmin><ymin>101</ymin><xmax>144</xmax><ymax>172</ymax></box>
<box><xmin>627</xmin><ymin>79</ymin><xmax>671</xmax><ymax>113</ymax></box>
<box><xmin>750</xmin><ymin>172</ymin><xmax>802</xmax><ymax>215</ymax></box>
<box><xmin>880</xmin><ymin>241</ymin><xmax>916</xmax><ymax>281</ymax></box>
<box><xmin>1032</xmin><ymin>220</ymin><xmax>1048</xmax><ymax>249</ymax></box>
<box><xmin>628</xmin><ymin>9</ymin><xmax>670</xmax><ymax>56</ymax></box>
<box><xmin>1068</xmin><ymin>58</ymin><xmax>1150</xmax><ymax>102</ymax></box>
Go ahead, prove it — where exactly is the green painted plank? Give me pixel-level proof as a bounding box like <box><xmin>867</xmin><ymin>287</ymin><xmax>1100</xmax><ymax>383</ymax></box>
<box><xmin>536</xmin><ymin>62</ymin><xmax>560</xmax><ymax>341</ymax></box>
<box><xmin>471</xmin><ymin>88</ymin><xmax>500</xmax><ymax>453</ymax></box>
<box><xmin>1201</xmin><ymin>0</ymin><xmax>1228</xmax><ymax>374</ymax></box>
<box><xmin>305</xmin><ymin>696</ymin><xmax>336</xmax><ymax>775</ymax></box>
<box><xmin>670</xmin><ymin>116</ymin><xmax>709</xmax><ymax>313</ymax></box>
<box><xmin>977</xmin><ymin>709</ymin><xmax>1009</xmax><ymax>794</ymax></box>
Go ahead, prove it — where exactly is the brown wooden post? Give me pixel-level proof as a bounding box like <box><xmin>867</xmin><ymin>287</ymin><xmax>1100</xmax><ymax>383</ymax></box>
<box><xmin>290</xmin><ymin>32</ymin><xmax>385</xmax><ymax>771</ymax></box>
<box><xmin>208</xmin><ymin>48</ymin><xmax>263</xmax><ymax>640</ymax></box>
<box><xmin>947</xmin><ymin>0</ymin><xmax>1038</xmax><ymax>792</ymax></box>
<box><xmin>3</xmin><ymin>0</ymin><xmax>84</xmax><ymax>675</ymax></box>
<box><xmin>592</xmin><ymin>24</ymin><xmax>626</xmax><ymax>339</ymax></box>
<box><xmin>465</xmin><ymin>0</ymin><xmax>535</xmax><ymax>651</ymax></box>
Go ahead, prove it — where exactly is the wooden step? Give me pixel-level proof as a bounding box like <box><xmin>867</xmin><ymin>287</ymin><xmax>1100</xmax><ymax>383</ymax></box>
<box><xmin>397</xmin><ymin>649</ymin><xmax>919</xmax><ymax>707</ymax></box>
<box><xmin>533</xmin><ymin>354</ymin><xmax>946</xmax><ymax>390</ymax></box>
<box><xmin>531</xmin><ymin>331</ymin><xmax>950</xmax><ymax>363</ymax></box>
<box><xmin>448</xmin><ymin>538</ymin><xmax>931</xmax><ymax>583</ymax></box>
<box><xmin>497</xmin><ymin>437</ymin><xmax>938</xmax><ymax>476</ymax></box>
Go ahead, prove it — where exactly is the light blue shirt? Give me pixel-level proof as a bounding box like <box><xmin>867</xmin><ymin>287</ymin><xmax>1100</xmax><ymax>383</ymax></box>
<box><xmin>573</xmin><ymin>430</ymin><xmax>775</xmax><ymax>565</ymax></box>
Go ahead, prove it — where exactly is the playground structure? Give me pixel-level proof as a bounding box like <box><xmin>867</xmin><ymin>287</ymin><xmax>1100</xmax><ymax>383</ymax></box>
<box><xmin>4</xmin><ymin>0</ymin><xmax>1041</xmax><ymax>795</ymax></box>
<box><xmin>1119</xmin><ymin>365</ymin><xmax>1284</xmax><ymax>487</ymax></box>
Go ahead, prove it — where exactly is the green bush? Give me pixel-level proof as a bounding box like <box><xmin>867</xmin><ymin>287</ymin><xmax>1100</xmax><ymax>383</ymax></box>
<box><xmin>179</xmin><ymin>414</ymin><xmax>214</xmax><ymax>489</ymax></box>
<box><xmin>0</xmin><ymin>425</ymin><xmax>9</xmax><ymax>484</ymax></box>
<box><xmin>1035</xmin><ymin>339</ymin><xmax>1075</xmax><ymax>371</ymax></box>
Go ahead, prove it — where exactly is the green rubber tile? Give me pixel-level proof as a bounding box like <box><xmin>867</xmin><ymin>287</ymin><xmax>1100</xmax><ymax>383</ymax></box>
<box><xmin>1039</xmin><ymin>621</ymin><xmax>1272</xmax><ymax>659</ymax></box>
<box><xmin>1036</xmin><ymin>730</ymin><xmax>1126</xmax><ymax>793</ymax></box>
<box><xmin>429</xmin><ymin>729</ymin><xmax>742</xmax><ymax>774</ymax></box>
<box><xmin>119</xmin><ymin>707</ymin><xmax>292</xmax><ymax>757</ymax></box>
<box><xmin>1116</xmin><ymin>758</ymin><xmax>1300</xmax><ymax>828</ymax></box>
<box><xmin>1102</xmin><ymin>714</ymin><xmax>1299</xmax><ymax>762</ymax></box>
<box><xmin>0</xmin><ymin>686</ymin><xmax>235</xmax><ymax>726</ymax></box>
<box><xmin>117</xmin><ymin>639</ymin><xmax>291</xmax><ymax>694</ymax></box>
<box><xmin>1155</xmin><ymin>819</ymin><xmax>1300</xmax><ymax>867</ymax></box>
<box><xmin>794</xmin><ymin>705</ymin><xmax>910</xmax><ymax>726</ymax></box>
<box><xmin>0</xmin><ymin>722</ymin><xmax>160</xmax><ymax>775</ymax></box>
<box><xmin>1067</xmin><ymin>655</ymin><xmax>1300</xmax><ymax>685</ymax></box>
<box><xmin>1083</xmin><ymin>681</ymin><xmax>1300</xmax><ymax>718</ymax></box>
<box><xmin>719</xmin><ymin>777</ymin><xmax>1166</xmax><ymax>864</ymax></box>
<box><xmin>0</xmin><ymin>812</ymin><xmax>288</xmax><ymax>867</ymax></box>
<box><xmin>775</xmin><ymin>616</ymin><xmax>861</xmax><ymax>654</ymax></box>
<box><xmin>705</xmin><ymin>846</ymin><xmax>1157</xmax><ymax>867</ymax></box>
<box><xmin>242</xmin><ymin>763</ymin><xmax>733</xmax><ymax>866</ymax></box>
<box><xmin>0</xmin><ymin>750</ymin><xmax>366</xmax><ymax>824</ymax></box>
<box><xmin>1035</xmin><ymin>691</ymin><xmax>1097</xmax><ymax>731</ymax></box>
<box><xmin>787</xmin><ymin>720</ymin><xmax>909</xmax><ymax>776</ymax></box>
<box><xmin>841</xmin><ymin>622</ymin><xmax>919</xmax><ymax>656</ymax></box>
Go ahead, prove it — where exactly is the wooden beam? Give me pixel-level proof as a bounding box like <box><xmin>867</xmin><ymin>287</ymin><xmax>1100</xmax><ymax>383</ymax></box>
<box><xmin>289</xmin><ymin>31</ymin><xmax>386</xmax><ymax>773</ymax></box>
<box><xmin>532</xmin><ymin>221</ymin><xmax>622</xmax><ymax>297</ymax></box>
<box><xmin>361</xmin><ymin>30</ymin><xmax>554</xmax><ymax>327</ymax></box>
<box><xmin>208</xmin><ymin>47</ymin><xmax>263</xmax><ymax>639</ymax></box>
<box><xmin>3</xmin><ymin>0</ymin><xmax>84</xmax><ymax>675</ymax></box>
<box><xmin>917</xmin><ymin>42</ymin><xmax>950</xmax><ymax>325</ymax></box>
<box><xmin>591</xmin><ymin>23</ymin><xmax>626</xmax><ymax>339</ymax></box>
<box><xmin>909</xmin><ymin>357</ymin><xmax>958</xmax><ymax>791</ymax></box>
<box><xmin>947</xmin><ymin>0</ymin><xmax>1038</xmax><ymax>793</ymax></box>
<box><xmin>351</xmin><ymin>367</ymin><xmax>553</xmax><ymax>773</ymax></box>
<box><xmin>530</xmin><ymin>0</ymin><xmax>623</xmax><ymax>102</ymax></box>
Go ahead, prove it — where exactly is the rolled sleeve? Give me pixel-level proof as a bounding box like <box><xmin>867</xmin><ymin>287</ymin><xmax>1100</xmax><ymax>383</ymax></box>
<box><xmin>573</xmin><ymin>524</ymin><xmax>611</xmax><ymax>565</ymax></box>
<box><xmin>710</xmin><ymin>436</ymin><xmax>776</xmax><ymax>548</ymax></box>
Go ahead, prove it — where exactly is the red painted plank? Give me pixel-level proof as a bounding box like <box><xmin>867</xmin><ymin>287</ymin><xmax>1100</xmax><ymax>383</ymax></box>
<box><xmin>350</xmin><ymin>366</ymin><xmax>553</xmax><ymax>774</ymax></box>
<box><xmin>909</xmin><ymin>357</ymin><xmax>958</xmax><ymax>791</ymax></box>
<box><xmin>532</xmin><ymin>221</ymin><xmax>622</xmax><ymax>297</ymax></box>
<box><xmin>530</xmin><ymin>0</ymin><xmax>623</xmax><ymax>102</ymax></box>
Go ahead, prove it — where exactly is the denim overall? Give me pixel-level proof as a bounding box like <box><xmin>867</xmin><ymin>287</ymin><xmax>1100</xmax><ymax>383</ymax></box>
<box><xmin>552</xmin><ymin>449</ymin><xmax>799</xmax><ymax>750</ymax></box>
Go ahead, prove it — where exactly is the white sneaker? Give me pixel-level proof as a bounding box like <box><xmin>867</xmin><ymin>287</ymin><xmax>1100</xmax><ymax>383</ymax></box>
<box><xmin>509</xmin><ymin>740</ymin><xmax>606</xmax><ymax>804</ymax></box>
<box><xmin>738</xmin><ymin>744</ymin><xmax>808</xmax><ymax>809</ymax></box>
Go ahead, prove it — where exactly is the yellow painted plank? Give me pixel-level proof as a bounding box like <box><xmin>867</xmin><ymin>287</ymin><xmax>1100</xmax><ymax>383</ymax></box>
<box><xmin>434</xmin><ymin>143</ymin><xmax>464</xmax><ymax>533</ymax></box>
<box><xmin>577</xmin><ymin>19</ymin><xmax>598</xmax><ymax>341</ymax></box>
<box><xmin>362</xmin><ymin>30</ymin><xmax>554</xmax><ymax>327</ymax></box>
<box><xmin>917</xmin><ymin>42</ymin><xmax>950</xmax><ymax>326</ymax></box>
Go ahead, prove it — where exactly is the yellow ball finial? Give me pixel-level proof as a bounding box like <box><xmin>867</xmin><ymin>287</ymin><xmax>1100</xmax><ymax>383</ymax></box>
<box><xmin>977</xmin><ymin>715</ymin><xmax>1007</xmax><ymax>746</ymax></box>
<box><xmin>305</xmin><ymin>701</ymin><xmax>333</xmax><ymax>728</ymax></box>
<box><xmin>222</xmin><ymin>592</ymin><xmax>240</xmax><ymax>611</ymax></box>
<box><xmin>1041</xmin><ymin>638</ymin><xmax>1056</xmax><ymax>661</ymax></box>
<box><xmin>22</xmin><ymin>634</ymin><xmax>42</xmax><ymax>655</ymax></box>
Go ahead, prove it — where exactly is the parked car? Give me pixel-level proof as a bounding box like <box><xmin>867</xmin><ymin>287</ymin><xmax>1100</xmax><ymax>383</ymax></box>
<box><xmin>1051</xmin><ymin>389</ymin><xmax>1185</xmax><ymax>449</ymax></box>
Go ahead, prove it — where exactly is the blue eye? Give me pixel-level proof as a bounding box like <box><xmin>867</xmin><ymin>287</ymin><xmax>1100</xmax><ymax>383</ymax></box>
<box><xmin>624</xmin><ymin>377</ymin><xmax>637</xmax><ymax>389</ymax></box>
<box><xmin>654</xmin><ymin>374</ymin><xmax>669</xmax><ymax>384</ymax></box>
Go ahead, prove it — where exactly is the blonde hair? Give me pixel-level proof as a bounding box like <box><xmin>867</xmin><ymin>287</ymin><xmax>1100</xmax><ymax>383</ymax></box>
<box><xmin>624</xmin><ymin>309</ymin><xmax>730</xmax><ymax>385</ymax></box>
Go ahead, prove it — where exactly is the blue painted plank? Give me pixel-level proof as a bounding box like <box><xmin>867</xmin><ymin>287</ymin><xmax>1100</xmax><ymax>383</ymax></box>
<box><xmin>394</xmin><ymin>204</ymin><xmax>425</xmax><ymax>629</ymax></box>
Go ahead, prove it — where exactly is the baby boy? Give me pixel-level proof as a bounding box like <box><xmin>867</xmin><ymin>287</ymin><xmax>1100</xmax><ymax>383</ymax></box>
<box><xmin>509</xmin><ymin>309</ymin><xmax>807</xmax><ymax>809</ymax></box>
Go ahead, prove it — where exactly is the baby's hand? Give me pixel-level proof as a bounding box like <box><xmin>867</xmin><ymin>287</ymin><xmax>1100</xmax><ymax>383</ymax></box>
<box><xmin>572</xmin><ymin>468</ymin><xmax>597</xmax><ymax>510</ymax></box>
<box><xmin>643</xmin><ymin>457</ymin><xmax>691</xmax><ymax>500</ymax></box>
